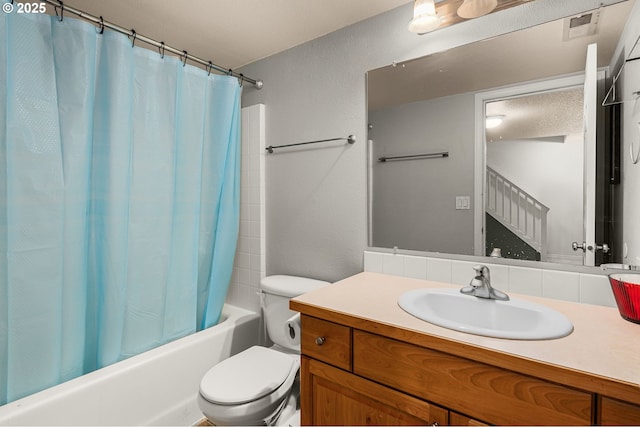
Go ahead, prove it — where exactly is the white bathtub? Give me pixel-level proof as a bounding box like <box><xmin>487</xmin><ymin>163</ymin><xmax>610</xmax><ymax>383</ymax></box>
<box><xmin>0</xmin><ymin>304</ymin><xmax>261</xmax><ymax>426</ymax></box>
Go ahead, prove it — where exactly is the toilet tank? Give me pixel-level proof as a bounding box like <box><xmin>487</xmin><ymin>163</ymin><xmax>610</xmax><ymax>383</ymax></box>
<box><xmin>261</xmin><ymin>275</ymin><xmax>329</xmax><ymax>351</ymax></box>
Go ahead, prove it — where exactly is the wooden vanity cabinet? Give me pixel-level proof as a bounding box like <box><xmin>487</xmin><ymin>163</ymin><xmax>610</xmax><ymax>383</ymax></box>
<box><xmin>293</xmin><ymin>273</ymin><xmax>640</xmax><ymax>426</ymax></box>
<box><xmin>352</xmin><ymin>330</ymin><xmax>591</xmax><ymax>425</ymax></box>
<box><xmin>598</xmin><ymin>397</ymin><xmax>640</xmax><ymax>425</ymax></box>
<box><xmin>299</xmin><ymin>314</ymin><xmax>593</xmax><ymax>426</ymax></box>
<box><xmin>448</xmin><ymin>412</ymin><xmax>489</xmax><ymax>426</ymax></box>
<box><xmin>302</xmin><ymin>356</ymin><xmax>448</xmax><ymax>426</ymax></box>
<box><xmin>300</xmin><ymin>315</ymin><xmax>351</xmax><ymax>371</ymax></box>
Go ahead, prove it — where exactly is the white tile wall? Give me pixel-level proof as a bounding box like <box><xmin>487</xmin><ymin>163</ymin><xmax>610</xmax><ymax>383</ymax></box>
<box><xmin>363</xmin><ymin>251</ymin><xmax>384</xmax><ymax>273</ymax></box>
<box><xmin>382</xmin><ymin>253</ymin><xmax>404</xmax><ymax>276</ymax></box>
<box><xmin>403</xmin><ymin>255</ymin><xmax>428</xmax><ymax>280</ymax></box>
<box><xmin>363</xmin><ymin>251</ymin><xmax>616</xmax><ymax>308</ymax></box>
<box><xmin>427</xmin><ymin>258</ymin><xmax>452</xmax><ymax>283</ymax></box>
<box><xmin>580</xmin><ymin>274</ymin><xmax>617</xmax><ymax>307</ymax></box>
<box><xmin>542</xmin><ymin>270</ymin><xmax>580</xmax><ymax>302</ymax></box>
<box><xmin>508</xmin><ymin>267</ymin><xmax>543</xmax><ymax>296</ymax></box>
<box><xmin>226</xmin><ymin>104</ymin><xmax>266</xmax><ymax>314</ymax></box>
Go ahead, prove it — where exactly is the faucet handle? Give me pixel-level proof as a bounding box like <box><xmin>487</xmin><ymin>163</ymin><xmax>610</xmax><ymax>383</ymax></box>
<box><xmin>472</xmin><ymin>264</ymin><xmax>488</xmax><ymax>276</ymax></box>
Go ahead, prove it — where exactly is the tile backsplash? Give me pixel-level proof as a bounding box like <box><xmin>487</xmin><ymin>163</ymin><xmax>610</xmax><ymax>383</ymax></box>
<box><xmin>364</xmin><ymin>251</ymin><xmax>616</xmax><ymax>307</ymax></box>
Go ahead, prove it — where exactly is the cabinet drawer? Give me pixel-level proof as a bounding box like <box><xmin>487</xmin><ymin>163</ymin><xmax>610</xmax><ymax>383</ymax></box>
<box><xmin>599</xmin><ymin>397</ymin><xmax>640</xmax><ymax>425</ymax></box>
<box><xmin>353</xmin><ymin>330</ymin><xmax>593</xmax><ymax>426</ymax></box>
<box><xmin>301</xmin><ymin>315</ymin><xmax>351</xmax><ymax>371</ymax></box>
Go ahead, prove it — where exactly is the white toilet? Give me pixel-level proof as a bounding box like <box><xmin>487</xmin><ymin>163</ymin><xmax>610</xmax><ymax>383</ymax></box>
<box><xmin>198</xmin><ymin>275</ymin><xmax>329</xmax><ymax>426</ymax></box>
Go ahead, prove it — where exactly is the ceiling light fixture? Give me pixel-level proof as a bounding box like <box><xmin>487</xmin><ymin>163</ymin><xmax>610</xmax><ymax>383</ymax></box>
<box><xmin>408</xmin><ymin>0</ymin><xmax>441</xmax><ymax>34</ymax></box>
<box><xmin>485</xmin><ymin>115</ymin><xmax>505</xmax><ymax>129</ymax></box>
<box><xmin>457</xmin><ymin>0</ymin><xmax>498</xmax><ymax>19</ymax></box>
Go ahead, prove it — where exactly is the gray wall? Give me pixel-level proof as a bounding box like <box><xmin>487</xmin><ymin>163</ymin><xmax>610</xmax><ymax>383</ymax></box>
<box><xmin>239</xmin><ymin>0</ymin><xmax>627</xmax><ymax>283</ymax></box>
<box><xmin>369</xmin><ymin>93</ymin><xmax>475</xmax><ymax>254</ymax></box>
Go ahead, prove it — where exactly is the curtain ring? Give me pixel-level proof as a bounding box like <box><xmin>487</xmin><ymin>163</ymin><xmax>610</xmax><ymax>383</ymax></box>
<box><xmin>239</xmin><ymin>73</ymin><xmax>244</xmax><ymax>87</ymax></box>
<box><xmin>96</xmin><ymin>16</ymin><xmax>105</xmax><ymax>35</ymax></box>
<box><xmin>54</xmin><ymin>1</ymin><xmax>64</xmax><ymax>21</ymax></box>
<box><xmin>207</xmin><ymin>61</ymin><xmax>213</xmax><ymax>76</ymax></box>
<box><xmin>159</xmin><ymin>42</ymin><xmax>165</xmax><ymax>59</ymax></box>
<box><xmin>227</xmin><ymin>69</ymin><xmax>233</xmax><ymax>76</ymax></box>
<box><xmin>129</xmin><ymin>29</ymin><xmax>137</xmax><ymax>48</ymax></box>
<box><xmin>181</xmin><ymin>51</ymin><xmax>188</xmax><ymax>67</ymax></box>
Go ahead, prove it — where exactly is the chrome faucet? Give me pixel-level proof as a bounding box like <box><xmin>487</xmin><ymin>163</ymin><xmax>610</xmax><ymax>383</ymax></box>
<box><xmin>460</xmin><ymin>264</ymin><xmax>509</xmax><ymax>301</ymax></box>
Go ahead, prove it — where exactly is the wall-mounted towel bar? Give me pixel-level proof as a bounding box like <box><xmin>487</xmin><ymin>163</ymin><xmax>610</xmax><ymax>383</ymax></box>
<box><xmin>266</xmin><ymin>135</ymin><xmax>356</xmax><ymax>153</ymax></box>
<box><xmin>378</xmin><ymin>151</ymin><xmax>449</xmax><ymax>162</ymax></box>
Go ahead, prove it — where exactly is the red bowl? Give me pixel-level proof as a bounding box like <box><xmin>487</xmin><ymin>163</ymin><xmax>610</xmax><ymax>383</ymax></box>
<box><xmin>609</xmin><ymin>273</ymin><xmax>640</xmax><ymax>324</ymax></box>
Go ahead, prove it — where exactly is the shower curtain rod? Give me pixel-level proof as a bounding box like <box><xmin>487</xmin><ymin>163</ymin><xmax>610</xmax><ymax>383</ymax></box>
<box><xmin>39</xmin><ymin>0</ymin><xmax>263</xmax><ymax>89</ymax></box>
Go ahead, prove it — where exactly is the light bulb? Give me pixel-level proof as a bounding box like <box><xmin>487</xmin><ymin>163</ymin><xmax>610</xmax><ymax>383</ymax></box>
<box><xmin>485</xmin><ymin>115</ymin><xmax>505</xmax><ymax>129</ymax></box>
<box><xmin>408</xmin><ymin>0</ymin><xmax>441</xmax><ymax>34</ymax></box>
<box><xmin>457</xmin><ymin>0</ymin><xmax>498</xmax><ymax>19</ymax></box>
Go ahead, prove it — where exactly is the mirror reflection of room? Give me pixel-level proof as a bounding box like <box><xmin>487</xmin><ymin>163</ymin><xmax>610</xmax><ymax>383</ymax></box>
<box><xmin>484</xmin><ymin>88</ymin><xmax>584</xmax><ymax>264</ymax></box>
<box><xmin>367</xmin><ymin>0</ymin><xmax>636</xmax><ymax>268</ymax></box>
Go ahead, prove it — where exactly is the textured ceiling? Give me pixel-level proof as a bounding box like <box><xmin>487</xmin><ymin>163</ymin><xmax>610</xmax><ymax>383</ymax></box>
<box><xmin>486</xmin><ymin>88</ymin><xmax>584</xmax><ymax>141</ymax></box>
<box><xmin>62</xmin><ymin>0</ymin><xmax>412</xmax><ymax>70</ymax></box>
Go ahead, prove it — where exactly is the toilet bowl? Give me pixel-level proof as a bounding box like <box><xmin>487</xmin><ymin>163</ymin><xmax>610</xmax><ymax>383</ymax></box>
<box><xmin>198</xmin><ymin>346</ymin><xmax>300</xmax><ymax>425</ymax></box>
<box><xmin>198</xmin><ymin>275</ymin><xmax>329</xmax><ymax>426</ymax></box>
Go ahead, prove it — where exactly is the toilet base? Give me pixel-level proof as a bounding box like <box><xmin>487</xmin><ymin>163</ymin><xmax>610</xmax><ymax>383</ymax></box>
<box><xmin>279</xmin><ymin>410</ymin><xmax>300</xmax><ymax>427</ymax></box>
<box><xmin>275</xmin><ymin>396</ymin><xmax>299</xmax><ymax>426</ymax></box>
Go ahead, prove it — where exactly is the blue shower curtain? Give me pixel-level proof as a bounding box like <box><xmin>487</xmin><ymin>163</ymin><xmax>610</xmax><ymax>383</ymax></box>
<box><xmin>0</xmin><ymin>12</ymin><xmax>241</xmax><ymax>404</ymax></box>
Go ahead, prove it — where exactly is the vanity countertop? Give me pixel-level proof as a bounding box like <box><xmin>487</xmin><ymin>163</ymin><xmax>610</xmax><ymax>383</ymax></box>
<box><xmin>290</xmin><ymin>272</ymin><xmax>640</xmax><ymax>405</ymax></box>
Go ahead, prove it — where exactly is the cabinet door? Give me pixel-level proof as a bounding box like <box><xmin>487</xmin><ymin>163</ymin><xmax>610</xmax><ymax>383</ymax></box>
<box><xmin>599</xmin><ymin>397</ymin><xmax>640</xmax><ymax>425</ymax></box>
<box><xmin>301</xmin><ymin>356</ymin><xmax>448</xmax><ymax>426</ymax></box>
<box><xmin>449</xmin><ymin>411</ymin><xmax>489</xmax><ymax>426</ymax></box>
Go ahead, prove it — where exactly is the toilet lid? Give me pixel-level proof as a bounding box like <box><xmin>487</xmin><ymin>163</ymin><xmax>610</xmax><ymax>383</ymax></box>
<box><xmin>200</xmin><ymin>346</ymin><xmax>296</xmax><ymax>405</ymax></box>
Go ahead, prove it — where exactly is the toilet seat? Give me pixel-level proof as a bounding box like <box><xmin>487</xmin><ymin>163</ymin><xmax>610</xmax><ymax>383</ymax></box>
<box><xmin>198</xmin><ymin>346</ymin><xmax>300</xmax><ymax>425</ymax></box>
<box><xmin>200</xmin><ymin>346</ymin><xmax>295</xmax><ymax>404</ymax></box>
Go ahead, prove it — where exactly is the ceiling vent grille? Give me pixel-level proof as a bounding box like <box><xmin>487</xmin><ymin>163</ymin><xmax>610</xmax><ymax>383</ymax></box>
<box><xmin>563</xmin><ymin>10</ymin><xmax>600</xmax><ymax>41</ymax></box>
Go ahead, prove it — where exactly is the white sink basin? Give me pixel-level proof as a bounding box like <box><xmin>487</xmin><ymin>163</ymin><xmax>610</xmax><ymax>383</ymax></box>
<box><xmin>398</xmin><ymin>288</ymin><xmax>573</xmax><ymax>340</ymax></box>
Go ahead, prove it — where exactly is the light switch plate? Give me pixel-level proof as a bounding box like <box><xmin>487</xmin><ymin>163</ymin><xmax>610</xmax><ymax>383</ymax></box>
<box><xmin>455</xmin><ymin>196</ymin><xmax>470</xmax><ymax>210</ymax></box>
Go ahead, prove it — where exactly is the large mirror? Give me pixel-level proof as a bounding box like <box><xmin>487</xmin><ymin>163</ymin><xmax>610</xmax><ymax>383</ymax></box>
<box><xmin>367</xmin><ymin>0</ymin><xmax>639</xmax><ymax>267</ymax></box>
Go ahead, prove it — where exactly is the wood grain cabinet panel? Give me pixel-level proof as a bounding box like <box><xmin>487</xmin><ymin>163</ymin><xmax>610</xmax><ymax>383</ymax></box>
<box><xmin>449</xmin><ymin>411</ymin><xmax>489</xmax><ymax>426</ymax></box>
<box><xmin>599</xmin><ymin>396</ymin><xmax>640</xmax><ymax>425</ymax></box>
<box><xmin>353</xmin><ymin>330</ymin><xmax>593</xmax><ymax>426</ymax></box>
<box><xmin>303</xmin><ymin>356</ymin><xmax>448</xmax><ymax>426</ymax></box>
<box><xmin>301</xmin><ymin>315</ymin><xmax>351</xmax><ymax>371</ymax></box>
